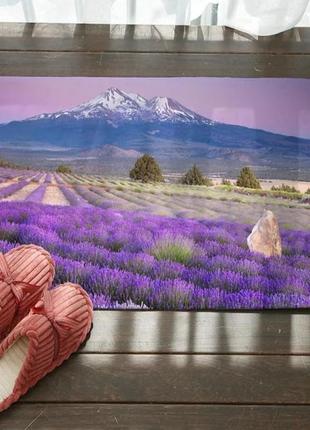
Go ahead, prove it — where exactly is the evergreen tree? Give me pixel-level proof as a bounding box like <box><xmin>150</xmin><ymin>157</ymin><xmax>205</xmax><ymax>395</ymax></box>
<box><xmin>129</xmin><ymin>154</ymin><xmax>164</xmax><ymax>183</ymax></box>
<box><xmin>236</xmin><ymin>167</ymin><xmax>261</xmax><ymax>189</ymax></box>
<box><xmin>56</xmin><ymin>164</ymin><xmax>72</xmax><ymax>174</ymax></box>
<box><xmin>180</xmin><ymin>165</ymin><xmax>212</xmax><ymax>186</ymax></box>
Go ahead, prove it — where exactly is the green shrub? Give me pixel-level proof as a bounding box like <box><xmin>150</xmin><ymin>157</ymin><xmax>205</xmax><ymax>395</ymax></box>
<box><xmin>150</xmin><ymin>236</ymin><xmax>194</xmax><ymax>264</ymax></box>
<box><xmin>0</xmin><ymin>158</ymin><xmax>16</xmax><ymax>168</ymax></box>
<box><xmin>271</xmin><ymin>191</ymin><xmax>302</xmax><ymax>200</ymax></box>
<box><xmin>233</xmin><ymin>188</ymin><xmax>267</xmax><ymax>197</ymax></box>
<box><xmin>236</xmin><ymin>167</ymin><xmax>261</xmax><ymax>189</ymax></box>
<box><xmin>271</xmin><ymin>183</ymin><xmax>300</xmax><ymax>193</ymax></box>
<box><xmin>129</xmin><ymin>154</ymin><xmax>164</xmax><ymax>183</ymax></box>
<box><xmin>0</xmin><ymin>228</ymin><xmax>20</xmax><ymax>243</ymax></box>
<box><xmin>180</xmin><ymin>165</ymin><xmax>212</xmax><ymax>186</ymax></box>
<box><xmin>222</xmin><ymin>178</ymin><xmax>232</xmax><ymax>186</ymax></box>
<box><xmin>56</xmin><ymin>164</ymin><xmax>72</xmax><ymax>174</ymax></box>
<box><xmin>232</xmin><ymin>186</ymin><xmax>302</xmax><ymax>201</ymax></box>
<box><xmin>305</xmin><ymin>188</ymin><xmax>310</xmax><ymax>194</ymax></box>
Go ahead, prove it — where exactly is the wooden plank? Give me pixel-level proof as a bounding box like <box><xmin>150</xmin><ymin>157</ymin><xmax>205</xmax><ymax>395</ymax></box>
<box><xmin>0</xmin><ymin>24</ymin><xmax>309</xmax><ymax>54</ymax></box>
<box><xmin>1</xmin><ymin>51</ymin><xmax>310</xmax><ymax>77</ymax></box>
<box><xmin>22</xmin><ymin>353</ymin><xmax>310</xmax><ymax>404</ymax></box>
<box><xmin>1</xmin><ymin>404</ymin><xmax>310</xmax><ymax>430</ymax></box>
<box><xmin>82</xmin><ymin>311</ymin><xmax>310</xmax><ymax>354</ymax></box>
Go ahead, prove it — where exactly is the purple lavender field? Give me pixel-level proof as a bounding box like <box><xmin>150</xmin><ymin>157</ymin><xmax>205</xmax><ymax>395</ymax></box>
<box><xmin>0</xmin><ymin>78</ymin><xmax>309</xmax><ymax>309</ymax></box>
<box><xmin>0</xmin><ymin>200</ymin><xmax>309</xmax><ymax>310</ymax></box>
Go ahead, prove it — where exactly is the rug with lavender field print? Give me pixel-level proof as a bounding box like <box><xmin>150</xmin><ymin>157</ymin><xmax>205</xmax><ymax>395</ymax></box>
<box><xmin>0</xmin><ymin>77</ymin><xmax>309</xmax><ymax>310</ymax></box>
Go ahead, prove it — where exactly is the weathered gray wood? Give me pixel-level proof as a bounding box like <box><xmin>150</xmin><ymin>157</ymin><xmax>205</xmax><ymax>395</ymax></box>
<box><xmin>2</xmin><ymin>404</ymin><xmax>310</xmax><ymax>430</ymax></box>
<box><xmin>1</xmin><ymin>51</ymin><xmax>309</xmax><ymax>77</ymax></box>
<box><xmin>82</xmin><ymin>311</ymin><xmax>310</xmax><ymax>354</ymax></box>
<box><xmin>23</xmin><ymin>353</ymin><xmax>310</xmax><ymax>404</ymax></box>
<box><xmin>0</xmin><ymin>24</ymin><xmax>309</xmax><ymax>54</ymax></box>
<box><xmin>0</xmin><ymin>22</ymin><xmax>309</xmax><ymax>428</ymax></box>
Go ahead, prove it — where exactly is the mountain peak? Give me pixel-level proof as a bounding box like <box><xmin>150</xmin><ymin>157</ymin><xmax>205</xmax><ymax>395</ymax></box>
<box><xmin>149</xmin><ymin>96</ymin><xmax>185</xmax><ymax>110</ymax></box>
<box><xmin>28</xmin><ymin>87</ymin><xmax>210</xmax><ymax>124</ymax></box>
<box><xmin>146</xmin><ymin>95</ymin><xmax>206</xmax><ymax>123</ymax></box>
<box><xmin>150</xmin><ymin>96</ymin><xmax>170</xmax><ymax>102</ymax></box>
<box><xmin>149</xmin><ymin>96</ymin><xmax>172</xmax><ymax>107</ymax></box>
<box><xmin>95</xmin><ymin>87</ymin><xmax>147</xmax><ymax>108</ymax></box>
<box><xmin>84</xmin><ymin>87</ymin><xmax>134</xmax><ymax>108</ymax></box>
<box><xmin>65</xmin><ymin>87</ymin><xmax>147</xmax><ymax>120</ymax></box>
<box><xmin>103</xmin><ymin>87</ymin><xmax>129</xmax><ymax>100</ymax></box>
<box><xmin>106</xmin><ymin>87</ymin><xmax>122</xmax><ymax>94</ymax></box>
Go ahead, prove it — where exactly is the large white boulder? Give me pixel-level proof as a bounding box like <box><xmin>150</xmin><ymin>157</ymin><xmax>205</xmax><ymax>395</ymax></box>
<box><xmin>247</xmin><ymin>210</ymin><xmax>282</xmax><ymax>257</ymax></box>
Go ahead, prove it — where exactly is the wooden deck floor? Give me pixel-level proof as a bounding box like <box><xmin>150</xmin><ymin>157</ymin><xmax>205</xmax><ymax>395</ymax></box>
<box><xmin>0</xmin><ymin>22</ymin><xmax>309</xmax><ymax>430</ymax></box>
<box><xmin>1</xmin><ymin>310</ymin><xmax>310</xmax><ymax>429</ymax></box>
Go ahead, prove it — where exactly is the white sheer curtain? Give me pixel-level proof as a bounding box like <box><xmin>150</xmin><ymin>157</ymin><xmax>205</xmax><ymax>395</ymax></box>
<box><xmin>0</xmin><ymin>0</ymin><xmax>309</xmax><ymax>35</ymax></box>
<box><xmin>217</xmin><ymin>0</ymin><xmax>310</xmax><ymax>36</ymax></box>
<box><xmin>0</xmin><ymin>0</ymin><xmax>212</xmax><ymax>25</ymax></box>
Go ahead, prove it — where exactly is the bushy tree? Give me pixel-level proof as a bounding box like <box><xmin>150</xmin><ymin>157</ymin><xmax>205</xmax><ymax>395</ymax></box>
<box><xmin>56</xmin><ymin>164</ymin><xmax>72</xmax><ymax>174</ymax></box>
<box><xmin>306</xmin><ymin>188</ymin><xmax>310</xmax><ymax>194</ymax></box>
<box><xmin>236</xmin><ymin>167</ymin><xmax>261</xmax><ymax>189</ymax></box>
<box><xmin>181</xmin><ymin>164</ymin><xmax>212</xmax><ymax>186</ymax></box>
<box><xmin>129</xmin><ymin>154</ymin><xmax>164</xmax><ymax>183</ymax></box>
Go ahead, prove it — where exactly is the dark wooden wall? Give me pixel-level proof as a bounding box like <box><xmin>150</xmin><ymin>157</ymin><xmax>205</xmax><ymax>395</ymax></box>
<box><xmin>2</xmin><ymin>311</ymin><xmax>310</xmax><ymax>429</ymax></box>
<box><xmin>0</xmin><ymin>23</ymin><xmax>309</xmax><ymax>77</ymax></box>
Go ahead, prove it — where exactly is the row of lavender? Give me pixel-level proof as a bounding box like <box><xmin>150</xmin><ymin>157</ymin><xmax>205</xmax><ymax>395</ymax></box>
<box><xmin>0</xmin><ymin>171</ymin><xmax>50</xmax><ymax>201</ymax></box>
<box><xmin>0</xmin><ymin>201</ymin><xmax>309</xmax><ymax>309</ymax></box>
<box><xmin>0</xmin><ymin>169</ymin><xmax>94</xmax><ymax>206</ymax></box>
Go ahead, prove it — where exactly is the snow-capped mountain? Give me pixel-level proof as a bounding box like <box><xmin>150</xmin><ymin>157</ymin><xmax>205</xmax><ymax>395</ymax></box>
<box><xmin>145</xmin><ymin>96</ymin><xmax>208</xmax><ymax>123</ymax></box>
<box><xmin>0</xmin><ymin>87</ymin><xmax>309</xmax><ymax>179</ymax></box>
<box><xmin>29</xmin><ymin>87</ymin><xmax>212</xmax><ymax>125</ymax></box>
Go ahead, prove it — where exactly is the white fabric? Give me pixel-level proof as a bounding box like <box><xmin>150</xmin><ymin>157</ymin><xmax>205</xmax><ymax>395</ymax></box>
<box><xmin>0</xmin><ymin>0</ymin><xmax>211</xmax><ymax>25</ymax></box>
<box><xmin>0</xmin><ymin>337</ymin><xmax>29</xmax><ymax>402</ymax></box>
<box><xmin>298</xmin><ymin>1</ymin><xmax>310</xmax><ymax>26</ymax></box>
<box><xmin>0</xmin><ymin>0</ymin><xmax>309</xmax><ymax>35</ymax></box>
<box><xmin>217</xmin><ymin>0</ymin><xmax>310</xmax><ymax>36</ymax></box>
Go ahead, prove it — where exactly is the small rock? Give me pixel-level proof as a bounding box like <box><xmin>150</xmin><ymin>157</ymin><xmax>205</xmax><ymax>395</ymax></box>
<box><xmin>247</xmin><ymin>210</ymin><xmax>282</xmax><ymax>257</ymax></box>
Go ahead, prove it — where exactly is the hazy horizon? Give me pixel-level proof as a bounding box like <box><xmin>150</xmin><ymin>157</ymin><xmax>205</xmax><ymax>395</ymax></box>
<box><xmin>0</xmin><ymin>77</ymin><xmax>309</xmax><ymax>138</ymax></box>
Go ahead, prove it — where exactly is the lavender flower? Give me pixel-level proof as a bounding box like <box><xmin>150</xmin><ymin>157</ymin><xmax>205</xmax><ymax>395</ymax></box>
<box><xmin>0</xmin><ymin>179</ymin><xmax>28</xmax><ymax>198</ymax></box>
<box><xmin>0</xmin><ymin>200</ymin><xmax>308</xmax><ymax>310</ymax></box>
<box><xmin>25</xmin><ymin>184</ymin><xmax>47</xmax><ymax>203</ymax></box>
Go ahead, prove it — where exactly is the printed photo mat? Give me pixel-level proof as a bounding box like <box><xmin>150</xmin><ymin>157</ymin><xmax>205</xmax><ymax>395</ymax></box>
<box><xmin>0</xmin><ymin>77</ymin><xmax>309</xmax><ymax>309</ymax></box>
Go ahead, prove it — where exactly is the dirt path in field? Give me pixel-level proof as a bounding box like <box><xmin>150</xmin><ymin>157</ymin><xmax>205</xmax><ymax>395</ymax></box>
<box><xmin>0</xmin><ymin>180</ymin><xmax>15</xmax><ymax>189</ymax></box>
<box><xmin>50</xmin><ymin>175</ymin><xmax>57</xmax><ymax>185</ymax></box>
<box><xmin>42</xmin><ymin>185</ymin><xmax>69</xmax><ymax>206</ymax></box>
<box><xmin>39</xmin><ymin>173</ymin><xmax>47</xmax><ymax>184</ymax></box>
<box><xmin>4</xmin><ymin>183</ymin><xmax>39</xmax><ymax>201</ymax></box>
<box><xmin>91</xmin><ymin>187</ymin><xmax>140</xmax><ymax>210</ymax></box>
